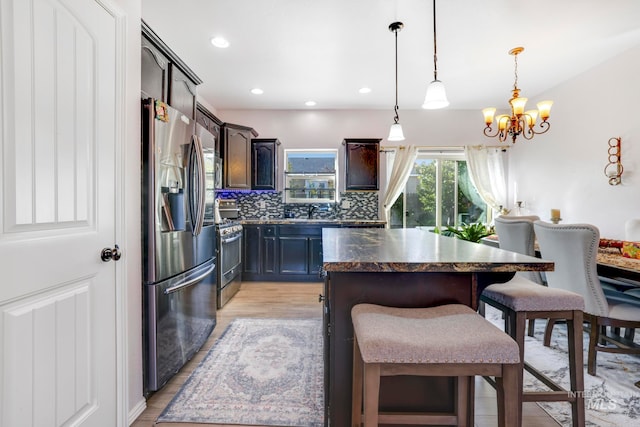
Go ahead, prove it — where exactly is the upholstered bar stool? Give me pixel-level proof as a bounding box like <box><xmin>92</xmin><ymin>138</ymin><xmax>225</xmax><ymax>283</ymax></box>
<box><xmin>351</xmin><ymin>303</ymin><xmax>520</xmax><ymax>427</ymax></box>
<box><xmin>480</xmin><ymin>216</ymin><xmax>586</xmax><ymax>427</ymax></box>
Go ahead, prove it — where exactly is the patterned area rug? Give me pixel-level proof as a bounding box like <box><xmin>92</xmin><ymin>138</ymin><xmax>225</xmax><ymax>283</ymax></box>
<box><xmin>157</xmin><ymin>318</ymin><xmax>324</xmax><ymax>426</ymax></box>
<box><xmin>485</xmin><ymin>305</ymin><xmax>640</xmax><ymax>426</ymax></box>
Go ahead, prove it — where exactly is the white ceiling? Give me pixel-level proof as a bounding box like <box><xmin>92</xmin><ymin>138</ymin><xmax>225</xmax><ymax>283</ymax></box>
<box><xmin>142</xmin><ymin>0</ymin><xmax>640</xmax><ymax>111</ymax></box>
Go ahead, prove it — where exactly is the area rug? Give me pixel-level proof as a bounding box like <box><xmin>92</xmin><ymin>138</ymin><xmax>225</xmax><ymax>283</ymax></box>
<box><xmin>157</xmin><ymin>318</ymin><xmax>324</xmax><ymax>426</ymax></box>
<box><xmin>485</xmin><ymin>305</ymin><xmax>640</xmax><ymax>426</ymax></box>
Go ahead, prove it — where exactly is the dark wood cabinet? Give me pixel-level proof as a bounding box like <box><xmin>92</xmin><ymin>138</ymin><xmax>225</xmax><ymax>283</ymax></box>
<box><xmin>251</xmin><ymin>139</ymin><xmax>280</xmax><ymax>190</ymax></box>
<box><xmin>344</xmin><ymin>138</ymin><xmax>380</xmax><ymax>190</ymax></box>
<box><xmin>169</xmin><ymin>65</ymin><xmax>197</xmax><ymax>119</ymax></box>
<box><xmin>241</xmin><ymin>223</ymin><xmax>384</xmax><ymax>282</ymax></box>
<box><xmin>141</xmin><ymin>21</ymin><xmax>201</xmax><ymax>116</ymax></box>
<box><xmin>263</xmin><ymin>226</ymin><xmax>278</xmax><ymax>274</ymax></box>
<box><xmin>141</xmin><ymin>34</ymin><xmax>168</xmax><ymax>101</ymax></box>
<box><xmin>222</xmin><ymin>123</ymin><xmax>258</xmax><ymax>189</ymax></box>
<box><xmin>242</xmin><ymin>225</ymin><xmax>262</xmax><ymax>275</ymax></box>
<box><xmin>196</xmin><ymin>103</ymin><xmax>222</xmax><ymax>153</ymax></box>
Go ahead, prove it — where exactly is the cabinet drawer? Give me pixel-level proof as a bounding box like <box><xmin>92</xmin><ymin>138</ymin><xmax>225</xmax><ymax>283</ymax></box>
<box><xmin>279</xmin><ymin>225</ymin><xmax>322</xmax><ymax>236</ymax></box>
<box><xmin>263</xmin><ymin>226</ymin><xmax>277</xmax><ymax>237</ymax></box>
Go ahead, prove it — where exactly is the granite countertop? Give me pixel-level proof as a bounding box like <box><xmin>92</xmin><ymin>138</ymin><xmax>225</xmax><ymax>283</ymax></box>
<box><xmin>241</xmin><ymin>218</ymin><xmax>387</xmax><ymax>226</ymax></box>
<box><xmin>322</xmin><ymin>228</ymin><xmax>554</xmax><ymax>273</ymax></box>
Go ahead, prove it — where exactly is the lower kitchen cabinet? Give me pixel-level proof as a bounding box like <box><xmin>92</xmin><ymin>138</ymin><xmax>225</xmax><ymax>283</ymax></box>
<box><xmin>242</xmin><ymin>223</ymin><xmax>338</xmax><ymax>282</ymax></box>
<box><xmin>242</xmin><ymin>222</ymin><xmax>385</xmax><ymax>282</ymax></box>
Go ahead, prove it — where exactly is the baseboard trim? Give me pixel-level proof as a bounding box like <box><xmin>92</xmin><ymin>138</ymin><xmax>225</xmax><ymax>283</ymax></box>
<box><xmin>128</xmin><ymin>398</ymin><xmax>147</xmax><ymax>425</ymax></box>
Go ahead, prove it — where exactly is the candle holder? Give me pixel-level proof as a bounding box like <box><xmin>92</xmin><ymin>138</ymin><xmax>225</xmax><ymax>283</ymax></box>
<box><xmin>550</xmin><ymin>217</ymin><xmax>562</xmax><ymax>224</ymax></box>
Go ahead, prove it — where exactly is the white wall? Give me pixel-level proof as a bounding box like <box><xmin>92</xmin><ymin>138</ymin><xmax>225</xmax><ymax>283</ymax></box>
<box><xmin>507</xmin><ymin>46</ymin><xmax>640</xmax><ymax>239</ymax></box>
<box><xmin>219</xmin><ymin>46</ymin><xmax>640</xmax><ymax>239</ymax></box>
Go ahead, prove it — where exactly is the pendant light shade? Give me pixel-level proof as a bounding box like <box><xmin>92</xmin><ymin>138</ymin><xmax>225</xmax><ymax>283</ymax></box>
<box><xmin>387</xmin><ymin>123</ymin><xmax>405</xmax><ymax>141</ymax></box>
<box><xmin>422</xmin><ymin>79</ymin><xmax>449</xmax><ymax>109</ymax></box>
<box><xmin>422</xmin><ymin>0</ymin><xmax>449</xmax><ymax>110</ymax></box>
<box><xmin>387</xmin><ymin>21</ymin><xmax>405</xmax><ymax>142</ymax></box>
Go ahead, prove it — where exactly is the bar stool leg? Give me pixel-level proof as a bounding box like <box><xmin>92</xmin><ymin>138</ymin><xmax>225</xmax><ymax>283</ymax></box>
<box><xmin>352</xmin><ymin>339</ymin><xmax>363</xmax><ymax>427</ymax></box>
<box><xmin>363</xmin><ymin>363</ymin><xmax>380</xmax><ymax>427</ymax></box>
<box><xmin>568</xmin><ymin>311</ymin><xmax>585</xmax><ymax>427</ymax></box>
<box><xmin>456</xmin><ymin>376</ymin><xmax>469</xmax><ymax>427</ymax></box>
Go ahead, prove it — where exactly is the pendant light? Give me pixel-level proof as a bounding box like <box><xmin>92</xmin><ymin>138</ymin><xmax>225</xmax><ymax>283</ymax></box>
<box><xmin>388</xmin><ymin>21</ymin><xmax>405</xmax><ymax>141</ymax></box>
<box><xmin>422</xmin><ymin>0</ymin><xmax>449</xmax><ymax>109</ymax></box>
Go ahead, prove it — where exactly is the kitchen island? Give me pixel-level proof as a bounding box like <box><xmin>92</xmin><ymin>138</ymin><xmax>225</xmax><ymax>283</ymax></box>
<box><xmin>321</xmin><ymin>227</ymin><xmax>554</xmax><ymax>427</ymax></box>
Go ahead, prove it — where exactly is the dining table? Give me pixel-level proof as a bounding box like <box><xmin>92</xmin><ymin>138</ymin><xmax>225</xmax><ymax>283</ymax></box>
<box><xmin>482</xmin><ymin>234</ymin><xmax>640</xmax><ymax>284</ymax></box>
<box><xmin>321</xmin><ymin>227</ymin><xmax>554</xmax><ymax>427</ymax></box>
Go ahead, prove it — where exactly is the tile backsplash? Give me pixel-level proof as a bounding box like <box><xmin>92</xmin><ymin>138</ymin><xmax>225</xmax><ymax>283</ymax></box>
<box><xmin>215</xmin><ymin>190</ymin><xmax>379</xmax><ymax>220</ymax></box>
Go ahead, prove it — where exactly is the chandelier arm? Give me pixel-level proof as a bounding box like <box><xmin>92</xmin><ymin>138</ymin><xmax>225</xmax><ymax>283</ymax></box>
<box><xmin>530</xmin><ymin>121</ymin><xmax>551</xmax><ymax>135</ymax></box>
<box><xmin>483</xmin><ymin>125</ymin><xmax>501</xmax><ymax>139</ymax></box>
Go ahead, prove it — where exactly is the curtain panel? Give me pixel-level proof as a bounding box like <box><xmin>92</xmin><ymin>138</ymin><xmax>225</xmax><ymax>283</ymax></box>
<box><xmin>382</xmin><ymin>145</ymin><xmax>418</xmax><ymax>227</ymax></box>
<box><xmin>464</xmin><ymin>145</ymin><xmax>508</xmax><ymax>214</ymax></box>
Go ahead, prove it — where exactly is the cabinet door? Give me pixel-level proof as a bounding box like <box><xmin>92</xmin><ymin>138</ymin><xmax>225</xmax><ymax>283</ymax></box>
<box><xmin>345</xmin><ymin>139</ymin><xmax>380</xmax><ymax>190</ymax></box>
<box><xmin>309</xmin><ymin>236</ymin><xmax>323</xmax><ymax>277</ymax></box>
<box><xmin>169</xmin><ymin>64</ymin><xmax>197</xmax><ymax>119</ymax></box>
<box><xmin>141</xmin><ymin>36</ymin><xmax>168</xmax><ymax>101</ymax></box>
<box><xmin>196</xmin><ymin>106</ymin><xmax>222</xmax><ymax>153</ymax></box>
<box><xmin>224</xmin><ymin>127</ymin><xmax>251</xmax><ymax>189</ymax></box>
<box><xmin>252</xmin><ymin>139</ymin><xmax>278</xmax><ymax>190</ymax></box>
<box><xmin>243</xmin><ymin>225</ymin><xmax>261</xmax><ymax>274</ymax></box>
<box><xmin>279</xmin><ymin>236</ymin><xmax>309</xmax><ymax>274</ymax></box>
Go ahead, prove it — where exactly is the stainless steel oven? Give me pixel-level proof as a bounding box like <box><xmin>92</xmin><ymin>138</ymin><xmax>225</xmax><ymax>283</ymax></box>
<box><xmin>217</xmin><ymin>222</ymin><xmax>242</xmax><ymax>308</ymax></box>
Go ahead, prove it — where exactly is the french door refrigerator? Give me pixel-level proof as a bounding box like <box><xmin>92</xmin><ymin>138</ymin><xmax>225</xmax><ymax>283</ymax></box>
<box><xmin>141</xmin><ymin>98</ymin><xmax>217</xmax><ymax>393</ymax></box>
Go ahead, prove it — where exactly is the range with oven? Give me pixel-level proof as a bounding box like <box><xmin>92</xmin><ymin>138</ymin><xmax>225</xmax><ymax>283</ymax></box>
<box><xmin>215</xmin><ymin>199</ymin><xmax>243</xmax><ymax>308</ymax></box>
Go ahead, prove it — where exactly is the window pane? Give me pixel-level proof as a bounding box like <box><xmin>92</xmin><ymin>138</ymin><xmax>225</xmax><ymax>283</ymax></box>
<box><xmin>387</xmin><ymin>152</ymin><xmax>487</xmax><ymax>229</ymax></box>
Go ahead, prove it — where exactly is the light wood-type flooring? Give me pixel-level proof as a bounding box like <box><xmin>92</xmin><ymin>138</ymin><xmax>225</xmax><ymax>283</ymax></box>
<box><xmin>131</xmin><ymin>281</ymin><xmax>560</xmax><ymax>427</ymax></box>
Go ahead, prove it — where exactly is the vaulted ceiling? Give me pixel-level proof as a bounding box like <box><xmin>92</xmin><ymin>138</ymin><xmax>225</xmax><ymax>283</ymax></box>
<box><xmin>142</xmin><ymin>0</ymin><xmax>640</xmax><ymax>110</ymax></box>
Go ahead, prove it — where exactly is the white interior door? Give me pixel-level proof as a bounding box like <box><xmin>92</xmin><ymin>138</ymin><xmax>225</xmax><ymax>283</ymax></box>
<box><xmin>0</xmin><ymin>0</ymin><xmax>121</xmax><ymax>425</ymax></box>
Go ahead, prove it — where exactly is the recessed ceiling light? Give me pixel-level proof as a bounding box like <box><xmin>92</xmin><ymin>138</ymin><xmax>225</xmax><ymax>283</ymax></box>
<box><xmin>251</xmin><ymin>88</ymin><xmax>264</xmax><ymax>95</ymax></box>
<box><xmin>305</xmin><ymin>101</ymin><xmax>316</xmax><ymax>107</ymax></box>
<box><xmin>359</xmin><ymin>87</ymin><xmax>372</xmax><ymax>94</ymax></box>
<box><xmin>210</xmin><ymin>36</ymin><xmax>230</xmax><ymax>48</ymax></box>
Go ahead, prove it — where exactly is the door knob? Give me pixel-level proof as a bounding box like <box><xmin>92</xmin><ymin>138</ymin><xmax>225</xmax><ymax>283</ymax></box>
<box><xmin>101</xmin><ymin>245</ymin><xmax>122</xmax><ymax>262</ymax></box>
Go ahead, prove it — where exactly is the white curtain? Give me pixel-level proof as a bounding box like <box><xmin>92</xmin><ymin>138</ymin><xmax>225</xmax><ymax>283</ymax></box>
<box><xmin>464</xmin><ymin>145</ymin><xmax>508</xmax><ymax>213</ymax></box>
<box><xmin>383</xmin><ymin>145</ymin><xmax>418</xmax><ymax>227</ymax></box>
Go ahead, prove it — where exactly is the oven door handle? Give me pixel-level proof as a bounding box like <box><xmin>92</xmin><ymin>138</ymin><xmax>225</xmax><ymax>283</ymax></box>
<box><xmin>164</xmin><ymin>263</ymin><xmax>215</xmax><ymax>295</ymax></box>
<box><xmin>221</xmin><ymin>234</ymin><xmax>242</xmax><ymax>244</ymax></box>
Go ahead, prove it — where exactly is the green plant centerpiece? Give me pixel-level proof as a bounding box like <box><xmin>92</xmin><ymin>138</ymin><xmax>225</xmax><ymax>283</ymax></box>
<box><xmin>435</xmin><ymin>222</ymin><xmax>493</xmax><ymax>243</ymax></box>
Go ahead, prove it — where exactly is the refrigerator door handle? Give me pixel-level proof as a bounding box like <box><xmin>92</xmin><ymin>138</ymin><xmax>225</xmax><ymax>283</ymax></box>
<box><xmin>193</xmin><ymin>135</ymin><xmax>206</xmax><ymax>236</ymax></box>
<box><xmin>163</xmin><ymin>263</ymin><xmax>215</xmax><ymax>295</ymax></box>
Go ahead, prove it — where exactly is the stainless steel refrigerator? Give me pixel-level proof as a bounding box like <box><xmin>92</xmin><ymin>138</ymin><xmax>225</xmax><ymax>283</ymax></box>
<box><xmin>141</xmin><ymin>98</ymin><xmax>218</xmax><ymax>393</ymax></box>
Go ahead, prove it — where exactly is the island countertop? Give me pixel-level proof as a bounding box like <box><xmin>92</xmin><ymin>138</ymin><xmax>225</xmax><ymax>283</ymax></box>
<box><xmin>322</xmin><ymin>227</ymin><xmax>554</xmax><ymax>273</ymax></box>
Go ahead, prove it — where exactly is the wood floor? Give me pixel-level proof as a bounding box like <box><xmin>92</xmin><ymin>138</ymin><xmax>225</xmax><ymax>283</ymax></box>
<box><xmin>131</xmin><ymin>281</ymin><xmax>560</xmax><ymax>427</ymax></box>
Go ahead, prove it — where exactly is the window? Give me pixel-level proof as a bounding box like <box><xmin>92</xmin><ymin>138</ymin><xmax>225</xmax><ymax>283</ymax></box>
<box><xmin>388</xmin><ymin>150</ymin><xmax>487</xmax><ymax>229</ymax></box>
<box><xmin>284</xmin><ymin>149</ymin><xmax>338</xmax><ymax>204</ymax></box>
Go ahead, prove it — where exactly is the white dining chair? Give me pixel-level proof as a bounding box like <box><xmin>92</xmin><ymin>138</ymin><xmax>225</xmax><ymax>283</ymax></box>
<box><xmin>625</xmin><ymin>219</ymin><xmax>640</xmax><ymax>241</ymax></box>
<box><xmin>534</xmin><ymin>221</ymin><xmax>640</xmax><ymax>376</ymax></box>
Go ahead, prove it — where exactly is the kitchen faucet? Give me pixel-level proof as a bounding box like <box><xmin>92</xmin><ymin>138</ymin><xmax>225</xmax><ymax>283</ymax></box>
<box><xmin>308</xmin><ymin>204</ymin><xmax>318</xmax><ymax>219</ymax></box>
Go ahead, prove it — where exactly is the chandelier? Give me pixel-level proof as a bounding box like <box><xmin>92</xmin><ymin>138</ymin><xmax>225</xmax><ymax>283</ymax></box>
<box><xmin>482</xmin><ymin>47</ymin><xmax>553</xmax><ymax>143</ymax></box>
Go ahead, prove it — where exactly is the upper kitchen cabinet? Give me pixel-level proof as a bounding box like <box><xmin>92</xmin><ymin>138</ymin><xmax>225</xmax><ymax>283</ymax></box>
<box><xmin>141</xmin><ymin>34</ymin><xmax>168</xmax><ymax>101</ymax></box>
<box><xmin>196</xmin><ymin>103</ymin><xmax>223</xmax><ymax>153</ymax></box>
<box><xmin>141</xmin><ymin>21</ymin><xmax>202</xmax><ymax>118</ymax></box>
<box><xmin>251</xmin><ymin>139</ymin><xmax>280</xmax><ymax>190</ymax></box>
<box><xmin>169</xmin><ymin>66</ymin><xmax>198</xmax><ymax>119</ymax></box>
<box><xmin>344</xmin><ymin>138</ymin><xmax>380</xmax><ymax>190</ymax></box>
<box><xmin>222</xmin><ymin>123</ymin><xmax>259</xmax><ymax>189</ymax></box>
